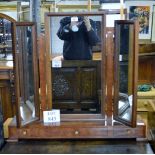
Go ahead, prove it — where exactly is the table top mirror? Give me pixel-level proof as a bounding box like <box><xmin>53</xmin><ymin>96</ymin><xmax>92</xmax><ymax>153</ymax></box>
<box><xmin>12</xmin><ymin>12</ymin><xmax>139</xmax><ymax>127</ymax></box>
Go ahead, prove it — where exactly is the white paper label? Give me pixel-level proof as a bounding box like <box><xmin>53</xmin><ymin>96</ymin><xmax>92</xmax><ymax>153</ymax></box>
<box><xmin>119</xmin><ymin>55</ymin><xmax>122</xmax><ymax>61</ymax></box>
<box><xmin>137</xmin><ymin>122</ymin><xmax>145</xmax><ymax>125</ymax></box>
<box><xmin>52</xmin><ymin>60</ymin><xmax>62</xmax><ymax>68</ymax></box>
<box><xmin>43</xmin><ymin>110</ymin><xmax>60</xmax><ymax>123</ymax></box>
<box><xmin>71</xmin><ymin>16</ymin><xmax>78</xmax><ymax>22</ymax></box>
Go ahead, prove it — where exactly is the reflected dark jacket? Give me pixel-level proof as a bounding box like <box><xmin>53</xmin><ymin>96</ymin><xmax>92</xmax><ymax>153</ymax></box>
<box><xmin>57</xmin><ymin>17</ymin><xmax>100</xmax><ymax>60</ymax></box>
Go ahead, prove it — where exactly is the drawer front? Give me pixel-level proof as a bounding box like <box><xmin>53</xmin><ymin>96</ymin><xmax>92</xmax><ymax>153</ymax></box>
<box><xmin>137</xmin><ymin>99</ymin><xmax>154</xmax><ymax>112</ymax></box>
<box><xmin>19</xmin><ymin>127</ymin><xmax>108</xmax><ymax>139</ymax></box>
<box><xmin>113</xmin><ymin>126</ymin><xmax>145</xmax><ymax>138</ymax></box>
<box><xmin>113</xmin><ymin>128</ymin><xmax>135</xmax><ymax>137</ymax></box>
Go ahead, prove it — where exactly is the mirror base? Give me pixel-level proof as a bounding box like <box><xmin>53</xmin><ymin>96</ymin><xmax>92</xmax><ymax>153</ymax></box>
<box><xmin>8</xmin><ymin>117</ymin><xmax>146</xmax><ymax>139</ymax></box>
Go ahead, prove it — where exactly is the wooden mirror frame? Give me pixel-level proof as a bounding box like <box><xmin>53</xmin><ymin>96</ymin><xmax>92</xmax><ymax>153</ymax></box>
<box><xmin>13</xmin><ymin>22</ymin><xmax>40</xmax><ymax>127</ymax></box>
<box><xmin>43</xmin><ymin>12</ymin><xmax>106</xmax><ymax>121</ymax></box>
<box><xmin>113</xmin><ymin>20</ymin><xmax>139</xmax><ymax>127</ymax></box>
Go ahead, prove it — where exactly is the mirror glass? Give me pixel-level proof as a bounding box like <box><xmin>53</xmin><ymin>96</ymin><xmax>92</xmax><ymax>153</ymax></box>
<box><xmin>16</xmin><ymin>26</ymin><xmax>38</xmax><ymax>125</ymax></box>
<box><xmin>49</xmin><ymin>15</ymin><xmax>102</xmax><ymax>114</ymax></box>
<box><xmin>0</xmin><ymin>18</ymin><xmax>13</xmax><ymax>61</ymax></box>
<box><xmin>115</xmin><ymin>22</ymin><xmax>134</xmax><ymax>123</ymax></box>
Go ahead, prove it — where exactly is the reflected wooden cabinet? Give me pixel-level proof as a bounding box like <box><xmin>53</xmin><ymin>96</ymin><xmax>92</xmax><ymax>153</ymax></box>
<box><xmin>8</xmin><ymin>12</ymin><xmax>146</xmax><ymax>140</ymax></box>
<box><xmin>0</xmin><ymin>13</ymin><xmax>15</xmax><ymax>122</ymax></box>
<box><xmin>0</xmin><ymin>63</ymin><xmax>15</xmax><ymax>122</ymax></box>
<box><xmin>0</xmin><ymin>78</ymin><xmax>14</xmax><ymax>121</ymax></box>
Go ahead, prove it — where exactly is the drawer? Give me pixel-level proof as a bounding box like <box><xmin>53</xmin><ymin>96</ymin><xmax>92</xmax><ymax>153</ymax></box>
<box><xmin>19</xmin><ymin>127</ymin><xmax>108</xmax><ymax>139</ymax></box>
<box><xmin>113</xmin><ymin>126</ymin><xmax>145</xmax><ymax>138</ymax></box>
<box><xmin>113</xmin><ymin>128</ymin><xmax>135</xmax><ymax>137</ymax></box>
<box><xmin>137</xmin><ymin>99</ymin><xmax>154</xmax><ymax>112</ymax></box>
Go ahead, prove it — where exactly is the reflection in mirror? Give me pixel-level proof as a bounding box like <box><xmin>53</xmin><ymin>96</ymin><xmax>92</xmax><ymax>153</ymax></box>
<box><xmin>0</xmin><ymin>18</ymin><xmax>13</xmax><ymax>60</ymax></box>
<box><xmin>118</xmin><ymin>93</ymin><xmax>131</xmax><ymax>121</ymax></box>
<box><xmin>118</xmin><ymin>23</ymin><xmax>133</xmax><ymax>122</ymax></box>
<box><xmin>114</xmin><ymin>20</ymin><xmax>137</xmax><ymax>127</ymax></box>
<box><xmin>50</xmin><ymin>16</ymin><xmax>101</xmax><ymax>60</ymax></box>
<box><xmin>50</xmin><ymin>15</ymin><xmax>102</xmax><ymax>114</ymax></box>
<box><xmin>16</xmin><ymin>25</ymin><xmax>38</xmax><ymax>126</ymax></box>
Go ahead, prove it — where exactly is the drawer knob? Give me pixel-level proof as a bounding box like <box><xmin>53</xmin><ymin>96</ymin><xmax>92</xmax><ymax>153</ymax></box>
<box><xmin>23</xmin><ymin>131</ymin><xmax>27</xmax><ymax>135</ymax></box>
<box><xmin>75</xmin><ymin>130</ymin><xmax>79</xmax><ymax>135</ymax></box>
<box><xmin>127</xmin><ymin>129</ymin><xmax>131</xmax><ymax>134</ymax></box>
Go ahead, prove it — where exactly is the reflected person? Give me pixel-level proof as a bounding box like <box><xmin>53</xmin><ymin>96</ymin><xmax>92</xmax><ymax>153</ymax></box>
<box><xmin>57</xmin><ymin>16</ymin><xmax>100</xmax><ymax>60</ymax></box>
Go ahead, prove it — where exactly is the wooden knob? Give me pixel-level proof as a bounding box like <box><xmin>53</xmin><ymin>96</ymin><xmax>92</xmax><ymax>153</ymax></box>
<box><xmin>23</xmin><ymin>131</ymin><xmax>27</xmax><ymax>135</ymax></box>
<box><xmin>127</xmin><ymin>129</ymin><xmax>131</xmax><ymax>134</ymax></box>
<box><xmin>75</xmin><ymin>130</ymin><xmax>79</xmax><ymax>135</ymax></box>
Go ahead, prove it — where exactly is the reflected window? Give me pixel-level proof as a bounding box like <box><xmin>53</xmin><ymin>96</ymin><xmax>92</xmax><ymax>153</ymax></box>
<box><xmin>0</xmin><ymin>18</ymin><xmax>13</xmax><ymax>60</ymax></box>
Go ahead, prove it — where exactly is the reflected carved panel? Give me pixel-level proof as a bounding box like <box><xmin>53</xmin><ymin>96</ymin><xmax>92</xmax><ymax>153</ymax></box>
<box><xmin>53</xmin><ymin>68</ymin><xmax>78</xmax><ymax>100</ymax></box>
<box><xmin>81</xmin><ymin>68</ymin><xmax>97</xmax><ymax>100</ymax></box>
<box><xmin>52</xmin><ymin>61</ymin><xmax>101</xmax><ymax>113</ymax></box>
<box><xmin>53</xmin><ymin>74</ymin><xmax>69</xmax><ymax>96</ymax></box>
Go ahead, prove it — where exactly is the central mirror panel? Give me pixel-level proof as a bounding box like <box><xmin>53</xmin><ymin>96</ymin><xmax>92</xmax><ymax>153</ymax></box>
<box><xmin>46</xmin><ymin>13</ymin><xmax>105</xmax><ymax>115</ymax></box>
<box><xmin>51</xmin><ymin>15</ymin><xmax>101</xmax><ymax>114</ymax></box>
